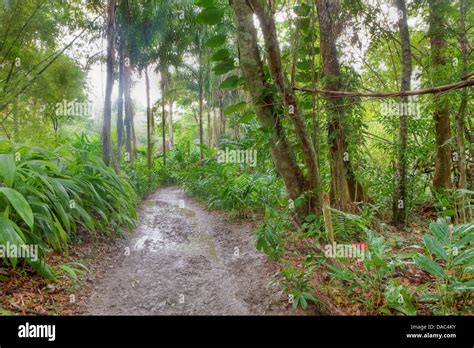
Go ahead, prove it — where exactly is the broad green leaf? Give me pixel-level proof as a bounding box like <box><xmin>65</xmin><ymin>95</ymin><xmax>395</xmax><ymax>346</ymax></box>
<box><xmin>206</xmin><ymin>34</ymin><xmax>226</xmax><ymax>48</ymax></box>
<box><xmin>452</xmin><ymin>249</ymin><xmax>474</xmax><ymax>266</ymax></box>
<box><xmin>449</xmin><ymin>279</ymin><xmax>474</xmax><ymax>293</ymax></box>
<box><xmin>196</xmin><ymin>7</ymin><xmax>223</xmax><ymax>25</ymax></box>
<box><xmin>26</xmin><ymin>259</ymin><xmax>56</xmax><ymax>281</ymax></box>
<box><xmin>220</xmin><ymin>75</ymin><xmax>240</xmax><ymax>89</ymax></box>
<box><xmin>453</xmin><ymin>222</ymin><xmax>474</xmax><ymax>237</ymax></box>
<box><xmin>194</xmin><ymin>0</ymin><xmax>214</xmax><ymax>7</ymax></box>
<box><xmin>423</xmin><ymin>235</ymin><xmax>448</xmax><ymax>261</ymax></box>
<box><xmin>0</xmin><ymin>188</ymin><xmax>34</xmax><ymax>229</ymax></box>
<box><xmin>413</xmin><ymin>254</ymin><xmax>445</xmax><ymax>279</ymax></box>
<box><xmin>429</xmin><ymin>219</ymin><xmax>449</xmax><ymax>243</ymax></box>
<box><xmin>224</xmin><ymin>101</ymin><xmax>246</xmax><ymax>115</ymax></box>
<box><xmin>212</xmin><ymin>60</ymin><xmax>236</xmax><ymax>75</ymax></box>
<box><xmin>454</xmin><ymin>233</ymin><xmax>474</xmax><ymax>249</ymax></box>
<box><xmin>59</xmin><ymin>265</ymin><xmax>80</xmax><ymax>280</ymax></box>
<box><xmin>237</xmin><ymin>110</ymin><xmax>255</xmax><ymax>124</ymax></box>
<box><xmin>0</xmin><ymin>154</ymin><xmax>16</xmax><ymax>187</ymax></box>
<box><xmin>0</xmin><ymin>217</ymin><xmax>25</xmax><ymax>268</ymax></box>
<box><xmin>211</xmin><ymin>48</ymin><xmax>230</xmax><ymax>62</ymax></box>
<box><xmin>0</xmin><ymin>216</ymin><xmax>25</xmax><ymax>245</ymax></box>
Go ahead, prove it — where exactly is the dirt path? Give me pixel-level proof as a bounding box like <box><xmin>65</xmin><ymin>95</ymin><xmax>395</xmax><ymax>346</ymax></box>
<box><xmin>84</xmin><ymin>186</ymin><xmax>290</xmax><ymax>315</ymax></box>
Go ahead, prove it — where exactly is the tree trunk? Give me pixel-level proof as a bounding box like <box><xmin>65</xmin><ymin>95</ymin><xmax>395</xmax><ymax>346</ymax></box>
<box><xmin>102</xmin><ymin>0</ymin><xmax>116</xmax><ymax>166</ymax></box>
<box><xmin>231</xmin><ymin>0</ymin><xmax>308</xmax><ymax>216</ymax></box>
<box><xmin>117</xmin><ymin>43</ymin><xmax>124</xmax><ymax>164</ymax></box>
<box><xmin>315</xmin><ymin>0</ymin><xmax>351</xmax><ymax>210</ymax></box>
<box><xmin>392</xmin><ymin>0</ymin><xmax>412</xmax><ymax>226</ymax></box>
<box><xmin>456</xmin><ymin>0</ymin><xmax>468</xmax><ymax>191</ymax></box>
<box><xmin>455</xmin><ymin>0</ymin><xmax>469</xmax><ymax>222</ymax></box>
<box><xmin>251</xmin><ymin>0</ymin><xmax>322</xmax><ymax>214</ymax></box>
<box><xmin>124</xmin><ymin>50</ymin><xmax>134</xmax><ymax>163</ymax></box>
<box><xmin>207</xmin><ymin>107</ymin><xmax>212</xmax><ymax>147</ymax></box>
<box><xmin>145</xmin><ymin>65</ymin><xmax>152</xmax><ymax>171</ymax></box>
<box><xmin>310</xmin><ymin>0</ymin><xmax>319</xmax><ymax>162</ymax></box>
<box><xmin>161</xmin><ymin>68</ymin><xmax>167</xmax><ymax>165</ymax></box>
<box><xmin>198</xmin><ymin>73</ymin><xmax>204</xmax><ymax>159</ymax></box>
<box><xmin>429</xmin><ymin>0</ymin><xmax>452</xmax><ymax>189</ymax></box>
<box><xmin>169</xmin><ymin>99</ymin><xmax>174</xmax><ymax>149</ymax></box>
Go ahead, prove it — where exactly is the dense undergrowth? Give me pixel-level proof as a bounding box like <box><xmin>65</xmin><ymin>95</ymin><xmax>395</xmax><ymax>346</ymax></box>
<box><xmin>157</xmin><ymin>143</ymin><xmax>473</xmax><ymax>316</ymax></box>
<box><xmin>0</xmin><ymin>135</ymin><xmax>139</xmax><ymax>280</ymax></box>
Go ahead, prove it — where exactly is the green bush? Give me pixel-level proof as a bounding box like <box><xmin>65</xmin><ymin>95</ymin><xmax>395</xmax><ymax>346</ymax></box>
<box><xmin>413</xmin><ymin>218</ymin><xmax>474</xmax><ymax>314</ymax></box>
<box><xmin>0</xmin><ymin>138</ymin><xmax>137</xmax><ymax>279</ymax></box>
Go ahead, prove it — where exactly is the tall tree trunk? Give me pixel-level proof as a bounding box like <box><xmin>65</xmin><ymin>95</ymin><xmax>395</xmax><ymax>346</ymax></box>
<box><xmin>117</xmin><ymin>43</ymin><xmax>124</xmax><ymax>164</ymax></box>
<box><xmin>145</xmin><ymin>65</ymin><xmax>152</xmax><ymax>171</ymax></box>
<box><xmin>198</xmin><ymin>72</ymin><xmax>204</xmax><ymax>159</ymax></box>
<box><xmin>456</xmin><ymin>0</ymin><xmax>468</xmax><ymax>191</ymax></box>
<box><xmin>124</xmin><ymin>51</ymin><xmax>134</xmax><ymax>162</ymax></box>
<box><xmin>251</xmin><ymin>0</ymin><xmax>322</xmax><ymax>214</ymax></box>
<box><xmin>429</xmin><ymin>0</ymin><xmax>452</xmax><ymax>189</ymax></box>
<box><xmin>169</xmin><ymin>98</ymin><xmax>174</xmax><ymax>149</ymax></box>
<box><xmin>131</xmin><ymin>109</ymin><xmax>137</xmax><ymax>156</ymax></box>
<box><xmin>310</xmin><ymin>0</ymin><xmax>319</xmax><ymax>162</ymax></box>
<box><xmin>232</xmin><ymin>0</ymin><xmax>308</xmax><ymax>216</ymax></box>
<box><xmin>456</xmin><ymin>0</ymin><xmax>469</xmax><ymax>222</ymax></box>
<box><xmin>207</xmin><ymin>107</ymin><xmax>212</xmax><ymax>147</ymax></box>
<box><xmin>102</xmin><ymin>0</ymin><xmax>116</xmax><ymax>166</ymax></box>
<box><xmin>161</xmin><ymin>68</ymin><xmax>167</xmax><ymax>165</ymax></box>
<box><xmin>392</xmin><ymin>0</ymin><xmax>412</xmax><ymax>226</ymax></box>
<box><xmin>315</xmin><ymin>0</ymin><xmax>351</xmax><ymax>210</ymax></box>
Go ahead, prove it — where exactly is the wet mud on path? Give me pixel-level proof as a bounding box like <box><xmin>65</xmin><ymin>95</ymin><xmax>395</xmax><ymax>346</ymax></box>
<box><xmin>84</xmin><ymin>186</ymin><xmax>290</xmax><ymax>315</ymax></box>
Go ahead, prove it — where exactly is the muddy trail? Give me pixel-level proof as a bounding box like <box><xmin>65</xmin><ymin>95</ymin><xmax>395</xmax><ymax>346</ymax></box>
<box><xmin>84</xmin><ymin>186</ymin><xmax>290</xmax><ymax>315</ymax></box>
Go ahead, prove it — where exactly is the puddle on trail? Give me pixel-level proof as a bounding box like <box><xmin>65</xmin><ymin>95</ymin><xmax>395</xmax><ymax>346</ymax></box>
<box><xmin>133</xmin><ymin>232</ymin><xmax>178</xmax><ymax>252</ymax></box>
<box><xmin>133</xmin><ymin>229</ymin><xmax>220</xmax><ymax>262</ymax></box>
<box><xmin>134</xmin><ymin>198</ymin><xmax>219</xmax><ymax>262</ymax></box>
<box><xmin>188</xmin><ymin>233</ymin><xmax>219</xmax><ymax>262</ymax></box>
<box><xmin>178</xmin><ymin>207</ymin><xmax>196</xmax><ymax>218</ymax></box>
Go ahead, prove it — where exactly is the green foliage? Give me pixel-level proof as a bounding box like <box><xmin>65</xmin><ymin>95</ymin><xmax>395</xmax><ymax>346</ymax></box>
<box><xmin>279</xmin><ymin>264</ymin><xmax>318</xmax><ymax>310</ymax></box>
<box><xmin>223</xmin><ymin>101</ymin><xmax>246</xmax><ymax>115</ymax></box>
<box><xmin>383</xmin><ymin>280</ymin><xmax>417</xmax><ymax>316</ymax></box>
<box><xmin>155</xmin><ymin>141</ymin><xmax>285</xmax><ymax>218</ymax></box>
<box><xmin>255</xmin><ymin>207</ymin><xmax>290</xmax><ymax>260</ymax></box>
<box><xmin>413</xmin><ymin>218</ymin><xmax>474</xmax><ymax>314</ymax></box>
<box><xmin>0</xmin><ymin>136</ymin><xmax>137</xmax><ymax>278</ymax></box>
<box><xmin>323</xmin><ymin>210</ymin><xmax>411</xmax><ymax>314</ymax></box>
<box><xmin>206</xmin><ymin>34</ymin><xmax>226</xmax><ymax>48</ymax></box>
<box><xmin>196</xmin><ymin>7</ymin><xmax>223</xmax><ymax>25</ymax></box>
<box><xmin>124</xmin><ymin>151</ymin><xmax>162</xmax><ymax>200</ymax></box>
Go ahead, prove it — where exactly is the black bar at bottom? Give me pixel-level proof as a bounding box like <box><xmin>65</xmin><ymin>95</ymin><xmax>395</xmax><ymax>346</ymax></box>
<box><xmin>0</xmin><ymin>316</ymin><xmax>472</xmax><ymax>346</ymax></box>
